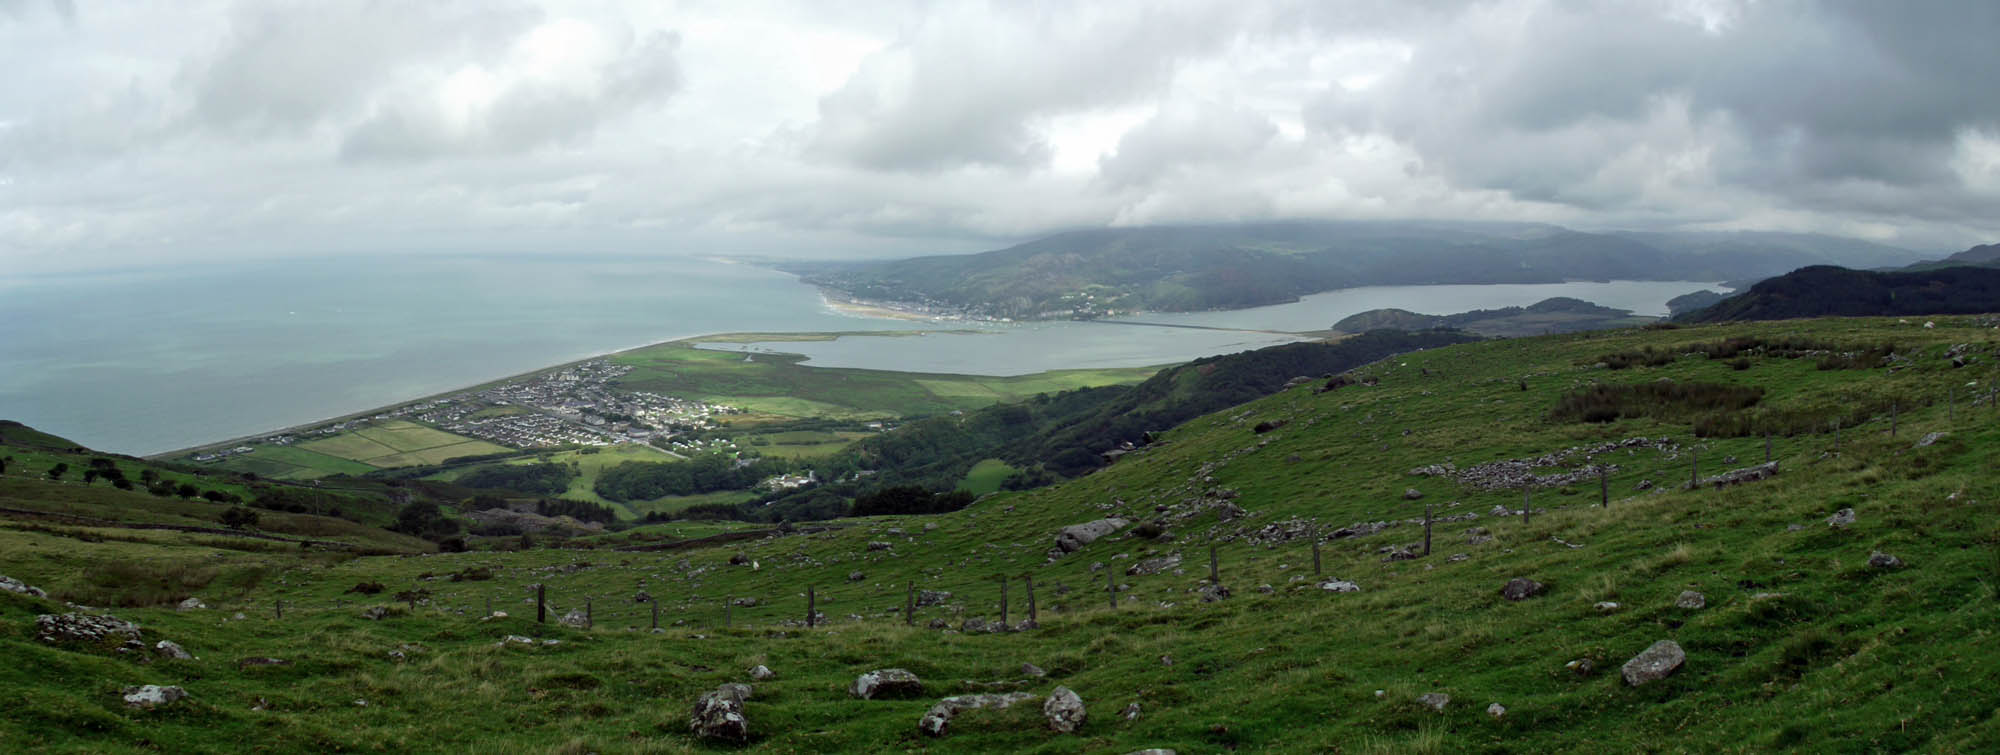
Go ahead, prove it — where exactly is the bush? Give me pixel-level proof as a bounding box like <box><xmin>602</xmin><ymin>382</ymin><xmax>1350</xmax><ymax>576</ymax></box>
<box><xmin>345</xmin><ymin>581</ymin><xmax>386</xmax><ymax>595</ymax></box>
<box><xmin>218</xmin><ymin>506</ymin><xmax>260</xmax><ymax>530</ymax></box>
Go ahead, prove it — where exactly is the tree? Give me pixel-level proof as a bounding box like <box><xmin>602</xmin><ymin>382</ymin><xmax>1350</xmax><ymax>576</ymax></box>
<box><xmin>139</xmin><ymin>469</ymin><xmax>159</xmax><ymax>484</ymax></box>
<box><xmin>112</xmin><ymin>478</ymin><xmax>134</xmax><ymax>491</ymax></box>
<box><xmin>47</xmin><ymin>462</ymin><xmax>67</xmax><ymax>481</ymax></box>
<box><xmin>82</xmin><ymin>469</ymin><xmax>99</xmax><ymax>485</ymax></box>
<box><xmin>175</xmin><ymin>483</ymin><xmax>199</xmax><ymax>499</ymax></box>
<box><xmin>219</xmin><ymin>506</ymin><xmax>259</xmax><ymax>530</ymax></box>
<box><xmin>0</xmin><ymin>456</ymin><xmax>9</xmax><ymax>475</ymax></box>
<box><xmin>394</xmin><ymin>501</ymin><xmax>461</xmax><ymax>539</ymax></box>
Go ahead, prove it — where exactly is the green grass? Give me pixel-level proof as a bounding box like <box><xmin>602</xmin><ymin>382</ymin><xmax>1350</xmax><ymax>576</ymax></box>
<box><xmin>431</xmin><ymin>444</ymin><xmax>686</xmax><ymax>517</ymax></box>
<box><xmin>295</xmin><ymin>421</ymin><xmax>510</xmax><ymax>469</ymax></box>
<box><xmin>7</xmin><ymin>315</ymin><xmax>2000</xmax><ymax>751</ymax></box>
<box><xmin>957</xmin><ymin>458</ymin><xmax>1017</xmax><ymax>495</ymax></box>
<box><xmin>213</xmin><ymin>445</ymin><xmax>379</xmax><ymax>480</ymax></box>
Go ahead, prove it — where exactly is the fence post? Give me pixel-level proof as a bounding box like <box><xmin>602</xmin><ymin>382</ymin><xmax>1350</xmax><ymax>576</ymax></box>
<box><xmin>1949</xmin><ymin>388</ymin><xmax>1956</xmax><ymax>423</ymax></box>
<box><xmin>1690</xmin><ymin>450</ymin><xmax>1699</xmax><ymax>489</ymax></box>
<box><xmin>1209</xmin><ymin>545</ymin><xmax>1219</xmax><ymax>583</ymax></box>
<box><xmin>1765</xmin><ymin>433</ymin><xmax>1772</xmax><ymax>463</ymax></box>
<box><xmin>651</xmin><ymin>599</ymin><xmax>659</xmax><ymax>630</ymax></box>
<box><xmin>1420</xmin><ymin>504</ymin><xmax>1433</xmax><ymax>557</ymax></box>
<box><xmin>536</xmin><ymin>584</ymin><xmax>546</xmax><ymax>624</ymax></box>
<box><xmin>1025</xmin><ymin>576</ymin><xmax>1037</xmax><ymax>626</ymax></box>
<box><xmin>1106</xmin><ymin>571</ymin><xmax>1115</xmax><ymax>610</ymax></box>
<box><xmin>485</xmin><ymin>596</ymin><xmax>492</xmax><ymax>616</ymax></box>
<box><xmin>905</xmin><ymin>582</ymin><xmax>915</xmax><ymax>626</ymax></box>
<box><xmin>725</xmin><ymin>598</ymin><xmax>733</xmax><ymax>628</ymax></box>
<box><xmin>1522</xmin><ymin>487</ymin><xmax>1531</xmax><ymax>526</ymax></box>
<box><xmin>1833</xmin><ymin>418</ymin><xmax>1841</xmax><ymax>449</ymax></box>
<box><xmin>999</xmin><ymin>576</ymin><xmax>1010</xmax><ymax>628</ymax></box>
<box><xmin>585</xmin><ymin>599</ymin><xmax>593</xmax><ymax>630</ymax></box>
<box><xmin>807</xmin><ymin>587</ymin><xmax>816</xmax><ymax>628</ymax></box>
<box><xmin>1599</xmin><ymin>467</ymin><xmax>1609</xmax><ymax>508</ymax></box>
<box><xmin>1892</xmin><ymin>401</ymin><xmax>1898</xmax><ymax>437</ymax></box>
<box><xmin>275</xmin><ymin>598</ymin><xmax>282</xmax><ymax>620</ymax></box>
<box><xmin>1312</xmin><ymin>541</ymin><xmax>1322</xmax><ymax>575</ymax></box>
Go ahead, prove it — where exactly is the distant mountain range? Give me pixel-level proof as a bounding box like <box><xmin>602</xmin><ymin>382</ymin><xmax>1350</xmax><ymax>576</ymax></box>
<box><xmin>1331</xmin><ymin>297</ymin><xmax>1653</xmax><ymax>337</ymax></box>
<box><xmin>786</xmin><ymin>221</ymin><xmax>1925</xmax><ymax>320</ymax></box>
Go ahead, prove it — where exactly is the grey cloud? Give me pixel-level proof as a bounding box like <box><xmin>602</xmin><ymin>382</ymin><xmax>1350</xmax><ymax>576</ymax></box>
<box><xmin>1099</xmin><ymin>101</ymin><xmax>1276</xmax><ymax>187</ymax></box>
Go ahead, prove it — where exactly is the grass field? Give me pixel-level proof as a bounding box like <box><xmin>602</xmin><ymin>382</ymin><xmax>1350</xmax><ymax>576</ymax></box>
<box><xmin>957</xmin><ymin>458</ymin><xmax>1017</xmax><ymax>495</ymax></box>
<box><xmin>431</xmin><ymin>444</ymin><xmax>682</xmax><ymax>517</ymax></box>
<box><xmin>611</xmin><ymin>339</ymin><xmax>1158</xmax><ymax>421</ymax></box>
<box><xmin>296</xmin><ymin>420</ymin><xmax>510</xmax><ymax>469</ymax></box>
<box><xmin>12</xmin><ymin>316</ymin><xmax>2000</xmax><ymax>751</ymax></box>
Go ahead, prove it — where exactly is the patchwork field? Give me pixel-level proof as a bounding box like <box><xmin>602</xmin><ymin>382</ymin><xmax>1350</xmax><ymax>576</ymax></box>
<box><xmin>297</xmin><ymin>420</ymin><xmax>509</xmax><ymax>469</ymax></box>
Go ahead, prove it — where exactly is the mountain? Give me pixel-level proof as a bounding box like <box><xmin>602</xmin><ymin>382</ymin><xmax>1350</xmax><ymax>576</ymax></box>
<box><xmin>1943</xmin><ymin>242</ymin><xmax>2000</xmax><ymax>265</ymax></box>
<box><xmin>1675</xmin><ymin>265</ymin><xmax>2000</xmax><ymax>323</ymax></box>
<box><xmin>1607</xmin><ymin>229</ymin><xmax>1929</xmax><ymax>271</ymax></box>
<box><xmin>1330</xmin><ymin>297</ymin><xmax>1652</xmax><ymax>337</ymax></box>
<box><xmin>790</xmin><ymin>221</ymin><xmax>1920</xmax><ymax>320</ymax></box>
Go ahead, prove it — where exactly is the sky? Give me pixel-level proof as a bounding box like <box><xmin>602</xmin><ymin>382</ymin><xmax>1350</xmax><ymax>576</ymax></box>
<box><xmin>3</xmin><ymin>0</ymin><xmax>1998</xmax><ymax>274</ymax></box>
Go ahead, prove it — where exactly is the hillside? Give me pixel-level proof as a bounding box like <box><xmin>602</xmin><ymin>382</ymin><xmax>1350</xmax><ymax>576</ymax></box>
<box><xmin>1330</xmin><ymin>297</ymin><xmax>1653</xmax><ymax>337</ymax></box>
<box><xmin>1677</xmin><ymin>265</ymin><xmax>2000</xmax><ymax>322</ymax></box>
<box><xmin>4</xmin><ymin>315</ymin><xmax>1998</xmax><ymax>751</ymax></box>
<box><xmin>788</xmin><ymin>221</ymin><xmax>1915</xmax><ymax>320</ymax></box>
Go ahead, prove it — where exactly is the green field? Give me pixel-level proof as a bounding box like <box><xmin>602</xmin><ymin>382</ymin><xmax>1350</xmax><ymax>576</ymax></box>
<box><xmin>432</xmin><ymin>444</ymin><xmax>682</xmax><ymax>517</ymax></box>
<box><xmin>611</xmin><ymin>338</ymin><xmax>1158</xmax><ymax>421</ymax></box>
<box><xmin>297</xmin><ymin>420</ymin><xmax>509</xmax><ymax>469</ymax></box>
<box><xmin>957</xmin><ymin>458</ymin><xmax>1017</xmax><ymax>495</ymax></box>
<box><xmin>13</xmin><ymin>316</ymin><xmax>2000</xmax><ymax>751</ymax></box>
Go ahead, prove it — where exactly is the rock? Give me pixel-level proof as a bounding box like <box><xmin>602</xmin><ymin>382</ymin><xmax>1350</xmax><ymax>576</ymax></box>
<box><xmin>1621</xmin><ymin>640</ymin><xmax>1686</xmax><ymax>686</ymax></box>
<box><xmin>1123</xmin><ymin>702</ymin><xmax>1142</xmax><ymax>720</ymax></box>
<box><xmin>914</xmin><ymin>590</ymin><xmax>952</xmax><ymax>608</ymax></box>
<box><xmin>1593</xmin><ymin>601</ymin><xmax>1621</xmax><ymax>612</ymax></box>
<box><xmin>688</xmin><ymin>683</ymin><xmax>753</xmax><ymax>742</ymax></box>
<box><xmin>1565</xmin><ymin>658</ymin><xmax>1595</xmax><ymax>676</ymax></box>
<box><xmin>1022</xmin><ymin>663</ymin><xmax>1046</xmax><ymax>678</ymax></box>
<box><xmin>1403</xmin><ymin>488</ymin><xmax>1425</xmax><ymax>500</ymax></box>
<box><xmin>850</xmin><ymin>668</ymin><xmax>924</xmax><ymax>699</ymax></box>
<box><xmin>0</xmin><ymin>574</ymin><xmax>47</xmax><ymax>598</ymax></box>
<box><xmin>1826</xmin><ymin>508</ymin><xmax>1856</xmax><ymax>528</ymax></box>
<box><xmin>1055</xmin><ymin>518</ymin><xmax>1129</xmax><ymax>554</ymax></box>
<box><xmin>960</xmin><ymin>617</ymin><xmax>1001</xmax><ymax>634</ymax></box>
<box><xmin>728</xmin><ymin>552</ymin><xmax>751</xmax><ymax>566</ymax></box>
<box><xmin>749</xmin><ymin>665</ymin><xmax>775</xmax><ymax>681</ymax></box>
<box><xmin>122</xmin><ymin>684</ymin><xmax>187</xmax><ymax>709</ymax></box>
<box><xmin>1196</xmin><ymin>583</ymin><xmax>1231</xmax><ymax>603</ymax></box>
<box><xmin>1318</xmin><ymin>579</ymin><xmax>1361</xmax><ymax>593</ymax></box>
<box><xmin>1125</xmin><ymin>750</ymin><xmax>1177</xmax><ymax>755</ymax></box>
<box><xmin>153</xmin><ymin>640</ymin><xmax>193</xmax><ymax>660</ymax></box>
<box><xmin>1868</xmin><ymin>551</ymin><xmax>1904</xmax><ymax>569</ymax></box>
<box><xmin>1915</xmin><ymin>431</ymin><xmax>1946</xmax><ymax>448</ymax></box>
<box><xmin>1636</xmin><ymin>479</ymin><xmax>1654</xmax><ymax>491</ymax></box>
<box><xmin>1487</xmin><ymin>702</ymin><xmax>1506</xmax><ymax>719</ymax></box>
<box><xmin>1690</xmin><ymin>461</ymin><xmax>1779</xmax><ymax>489</ymax></box>
<box><xmin>558</xmin><ymin>610</ymin><xmax>588</xmax><ymax>628</ymax></box>
<box><xmin>918</xmin><ymin>692</ymin><xmax>1040</xmax><ymax>737</ymax></box>
<box><xmin>499</xmin><ymin>635</ymin><xmax>534</xmax><ymax>645</ymax></box>
<box><xmin>360</xmin><ymin>606</ymin><xmax>388</xmax><ymax>621</ymax></box>
<box><xmin>867</xmin><ymin>541</ymin><xmax>893</xmax><ymax>552</ymax></box>
<box><xmin>633</xmin><ymin>591</ymin><xmax>652</xmax><ymax>603</ymax></box>
<box><xmin>1447</xmin><ymin>553</ymin><xmax>1470</xmax><ymax>563</ymax></box>
<box><xmin>928</xmin><ymin>618</ymin><xmax>950</xmax><ymax>629</ymax></box>
<box><xmin>35</xmin><ymin>613</ymin><xmax>140</xmax><ymax>646</ymax></box>
<box><xmin>1675</xmin><ymin>591</ymin><xmax>1706</xmax><ymax>609</ymax></box>
<box><xmin>1126</xmin><ymin>554</ymin><xmax>1182</xmax><ymax>576</ymax></box>
<box><xmin>730</xmin><ymin>596</ymin><xmax>760</xmax><ymax>608</ymax></box>
<box><xmin>1418</xmin><ymin>692</ymin><xmax>1450</xmax><ymax>711</ymax></box>
<box><xmin>848</xmin><ymin>571</ymin><xmax>865</xmax><ymax>582</ymax></box>
<box><xmin>1500</xmin><ymin>578</ymin><xmax>1545</xmax><ymax>601</ymax></box>
<box><xmin>1044</xmin><ymin>686</ymin><xmax>1087</xmax><ymax>733</ymax></box>
<box><xmin>236</xmin><ymin>657</ymin><xmax>290</xmax><ymax>669</ymax></box>
<box><xmin>1255</xmin><ymin>584</ymin><xmax>1275</xmax><ymax>594</ymax></box>
<box><xmin>175</xmin><ymin>597</ymin><xmax>205</xmax><ymax>611</ymax></box>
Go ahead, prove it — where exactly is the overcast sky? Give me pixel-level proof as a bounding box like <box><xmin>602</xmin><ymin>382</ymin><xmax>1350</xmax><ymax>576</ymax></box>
<box><xmin>3</xmin><ymin>0</ymin><xmax>1997</xmax><ymax>273</ymax></box>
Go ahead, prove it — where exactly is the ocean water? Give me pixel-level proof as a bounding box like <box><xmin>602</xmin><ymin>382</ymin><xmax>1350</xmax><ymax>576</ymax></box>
<box><xmin>0</xmin><ymin>255</ymin><xmax>1722</xmax><ymax>456</ymax></box>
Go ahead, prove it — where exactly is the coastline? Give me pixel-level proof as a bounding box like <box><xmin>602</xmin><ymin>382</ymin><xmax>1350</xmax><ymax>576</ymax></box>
<box><xmin>816</xmin><ymin>289</ymin><xmax>949</xmax><ymax>322</ymax></box>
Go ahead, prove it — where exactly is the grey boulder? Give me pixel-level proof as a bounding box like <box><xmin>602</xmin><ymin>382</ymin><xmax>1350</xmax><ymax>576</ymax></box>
<box><xmin>1500</xmin><ymin>578</ymin><xmax>1544</xmax><ymax>601</ymax></box>
<box><xmin>1044</xmin><ymin>686</ymin><xmax>1087</xmax><ymax>733</ymax></box>
<box><xmin>689</xmin><ymin>683</ymin><xmax>753</xmax><ymax>742</ymax></box>
<box><xmin>918</xmin><ymin>692</ymin><xmax>1040</xmax><ymax>737</ymax></box>
<box><xmin>1621</xmin><ymin>640</ymin><xmax>1686</xmax><ymax>686</ymax></box>
<box><xmin>850</xmin><ymin>668</ymin><xmax>924</xmax><ymax>699</ymax></box>
<box><xmin>1055</xmin><ymin>518</ymin><xmax>1129</xmax><ymax>554</ymax></box>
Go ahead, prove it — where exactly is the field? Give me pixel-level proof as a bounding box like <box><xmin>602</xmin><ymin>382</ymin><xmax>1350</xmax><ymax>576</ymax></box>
<box><xmin>611</xmin><ymin>338</ymin><xmax>1158</xmax><ymax>420</ymax></box>
<box><xmin>957</xmin><ymin>458</ymin><xmax>1017</xmax><ymax>495</ymax></box>
<box><xmin>7</xmin><ymin>315</ymin><xmax>2000</xmax><ymax>752</ymax></box>
<box><xmin>430</xmin><ymin>444</ymin><xmax>708</xmax><ymax>518</ymax></box>
<box><xmin>296</xmin><ymin>420</ymin><xmax>510</xmax><ymax>469</ymax></box>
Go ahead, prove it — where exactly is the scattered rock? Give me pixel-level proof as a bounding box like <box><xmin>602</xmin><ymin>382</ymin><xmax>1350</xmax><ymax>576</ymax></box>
<box><xmin>1867</xmin><ymin>551</ymin><xmax>1904</xmax><ymax>569</ymax></box>
<box><xmin>1500</xmin><ymin>578</ymin><xmax>1545</xmax><ymax>601</ymax></box>
<box><xmin>1043</xmin><ymin>686</ymin><xmax>1087</xmax><ymax>733</ymax></box>
<box><xmin>1675</xmin><ymin>591</ymin><xmax>1706</xmax><ymax>610</ymax></box>
<box><xmin>558</xmin><ymin>610</ymin><xmax>588</xmax><ymax>629</ymax></box>
<box><xmin>236</xmin><ymin>657</ymin><xmax>290</xmax><ymax>669</ymax></box>
<box><xmin>1318</xmin><ymin>579</ymin><xmax>1361</xmax><ymax>593</ymax></box>
<box><xmin>728</xmin><ymin>552</ymin><xmax>751</xmax><ymax>566</ymax></box>
<box><xmin>850</xmin><ymin>668</ymin><xmax>924</xmax><ymax>699</ymax></box>
<box><xmin>360</xmin><ymin>606</ymin><xmax>388</xmax><ymax>621</ymax></box>
<box><xmin>1418</xmin><ymin>692</ymin><xmax>1450</xmax><ymax>711</ymax></box>
<box><xmin>1636</xmin><ymin>479</ymin><xmax>1654</xmax><ymax>491</ymax></box>
<box><xmin>730</xmin><ymin>596</ymin><xmax>760</xmax><ymax>608</ymax></box>
<box><xmin>1159</xmin><ymin>654</ymin><xmax>1173</xmax><ymax>667</ymax></box>
<box><xmin>689</xmin><ymin>683</ymin><xmax>753</xmax><ymax>742</ymax></box>
<box><xmin>633</xmin><ymin>591</ymin><xmax>652</xmax><ymax>604</ymax></box>
<box><xmin>153</xmin><ymin>640</ymin><xmax>193</xmax><ymax>660</ymax></box>
<box><xmin>1915</xmin><ymin>431</ymin><xmax>1946</xmax><ymax>448</ymax></box>
<box><xmin>1826</xmin><ymin>508</ymin><xmax>1856</xmax><ymax>528</ymax></box>
<box><xmin>1487</xmin><ymin>702</ymin><xmax>1507</xmax><ymax>719</ymax></box>
<box><xmin>1403</xmin><ymin>488</ymin><xmax>1425</xmax><ymax>501</ymax></box>
<box><xmin>122</xmin><ymin>684</ymin><xmax>187</xmax><ymax>709</ymax></box>
<box><xmin>1593</xmin><ymin>601</ymin><xmax>1621</xmax><ymax>612</ymax></box>
<box><xmin>1056</xmin><ymin>518</ymin><xmax>1130</xmax><ymax>554</ymax></box>
<box><xmin>915</xmin><ymin>590</ymin><xmax>953</xmax><ymax>608</ymax></box>
<box><xmin>918</xmin><ymin>692</ymin><xmax>1040</xmax><ymax>737</ymax></box>
<box><xmin>848</xmin><ymin>571</ymin><xmax>865</xmax><ymax>582</ymax></box>
<box><xmin>1565</xmin><ymin>658</ymin><xmax>1595</xmax><ymax>676</ymax></box>
<box><xmin>1021</xmin><ymin>663</ymin><xmax>1046</xmax><ymax>678</ymax></box>
<box><xmin>867</xmin><ymin>541</ymin><xmax>893</xmax><ymax>552</ymax></box>
<box><xmin>1123</xmin><ymin>702</ymin><xmax>1142</xmax><ymax>720</ymax></box>
<box><xmin>1126</xmin><ymin>554</ymin><xmax>1182</xmax><ymax>576</ymax></box>
<box><xmin>1689</xmin><ymin>461</ymin><xmax>1779</xmax><ymax>489</ymax></box>
<box><xmin>1447</xmin><ymin>553</ymin><xmax>1470</xmax><ymax>563</ymax></box>
<box><xmin>749</xmin><ymin>665</ymin><xmax>775</xmax><ymax>681</ymax></box>
<box><xmin>175</xmin><ymin>597</ymin><xmax>205</xmax><ymax>611</ymax></box>
<box><xmin>1621</xmin><ymin>640</ymin><xmax>1686</xmax><ymax>686</ymax></box>
<box><xmin>1196</xmin><ymin>583</ymin><xmax>1231</xmax><ymax>603</ymax></box>
<box><xmin>34</xmin><ymin>613</ymin><xmax>140</xmax><ymax>646</ymax></box>
<box><xmin>0</xmin><ymin>574</ymin><xmax>47</xmax><ymax>598</ymax></box>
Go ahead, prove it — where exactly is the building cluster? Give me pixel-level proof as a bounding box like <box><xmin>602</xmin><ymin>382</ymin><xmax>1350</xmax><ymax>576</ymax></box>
<box><xmin>191</xmin><ymin>445</ymin><xmax>255</xmax><ymax>463</ymax></box>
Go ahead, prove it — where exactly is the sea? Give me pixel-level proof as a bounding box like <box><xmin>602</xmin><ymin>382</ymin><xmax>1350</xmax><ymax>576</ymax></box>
<box><xmin>0</xmin><ymin>254</ymin><xmax>1720</xmax><ymax>456</ymax></box>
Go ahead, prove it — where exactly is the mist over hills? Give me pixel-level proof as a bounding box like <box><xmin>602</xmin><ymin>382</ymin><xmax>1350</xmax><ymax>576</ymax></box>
<box><xmin>789</xmin><ymin>221</ymin><xmax>1926</xmax><ymax>320</ymax></box>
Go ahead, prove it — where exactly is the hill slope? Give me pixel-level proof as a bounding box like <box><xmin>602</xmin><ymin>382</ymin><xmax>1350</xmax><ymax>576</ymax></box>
<box><xmin>1331</xmin><ymin>297</ymin><xmax>1653</xmax><ymax>337</ymax></box>
<box><xmin>1677</xmin><ymin>264</ymin><xmax>2000</xmax><ymax>322</ymax></box>
<box><xmin>791</xmin><ymin>221</ymin><xmax>1894</xmax><ymax>320</ymax></box>
<box><xmin>4</xmin><ymin>316</ymin><xmax>1999</xmax><ymax>752</ymax></box>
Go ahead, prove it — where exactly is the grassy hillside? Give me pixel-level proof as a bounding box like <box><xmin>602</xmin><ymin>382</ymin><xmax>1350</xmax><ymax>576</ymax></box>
<box><xmin>5</xmin><ymin>315</ymin><xmax>1999</xmax><ymax>752</ymax></box>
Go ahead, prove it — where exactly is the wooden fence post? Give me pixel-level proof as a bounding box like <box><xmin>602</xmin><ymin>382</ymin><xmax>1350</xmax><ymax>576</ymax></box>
<box><xmin>1599</xmin><ymin>467</ymin><xmax>1609</xmax><ymax>508</ymax></box>
<box><xmin>807</xmin><ymin>587</ymin><xmax>816</xmax><ymax>628</ymax></box>
<box><xmin>1025</xmin><ymin>576</ymin><xmax>1037</xmax><ymax>626</ymax></box>
<box><xmin>1522</xmin><ymin>487</ymin><xmax>1531</xmax><ymax>526</ymax></box>
<box><xmin>1209</xmin><ymin>545</ymin><xmax>1219</xmax><ymax>583</ymax></box>
<box><xmin>536</xmin><ymin>584</ymin><xmax>546</xmax><ymax>624</ymax></box>
<box><xmin>1312</xmin><ymin>541</ymin><xmax>1322</xmax><ymax>575</ymax></box>
<box><xmin>999</xmin><ymin>576</ymin><xmax>1010</xmax><ymax>628</ymax></box>
<box><xmin>585</xmin><ymin>599</ymin><xmax>593</xmax><ymax>630</ymax></box>
<box><xmin>725</xmin><ymin>598</ymin><xmax>733</xmax><ymax>628</ymax></box>
<box><xmin>1690</xmin><ymin>450</ymin><xmax>1699</xmax><ymax>489</ymax></box>
<box><xmin>1765</xmin><ymin>433</ymin><xmax>1772</xmax><ymax>463</ymax></box>
<box><xmin>1106</xmin><ymin>571</ymin><xmax>1115</xmax><ymax>610</ymax></box>
<box><xmin>485</xmin><ymin>596</ymin><xmax>492</xmax><ymax>616</ymax></box>
<box><xmin>651</xmin><ymin>599</ymin><xmax>659</xmax><ymax>630</ymax></box>
<box><xmin>1422</xmin><ymin>504</ymin><xmax>1433</xmax><ymax>557</ymax></box>
<box><xmin>275</xmin><ymin>598</ymin><xmax>282</xmax><ymax>620</ymax></box>
<box><xmin>905</xmin><ymin>582</ymin><xmax>915</xmax><ymax>627</ymax></box>
<box><xmin>1892</xmin><ymin>401</ymin><xmax>1899</xmax><ymax>438</ymax></box>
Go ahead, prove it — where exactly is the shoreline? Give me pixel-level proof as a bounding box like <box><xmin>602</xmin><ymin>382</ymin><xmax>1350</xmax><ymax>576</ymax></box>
<box><xmin>816</xmin><ymin>289</ymin><xmax>954</xmax><ymax>323</ymax></box>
